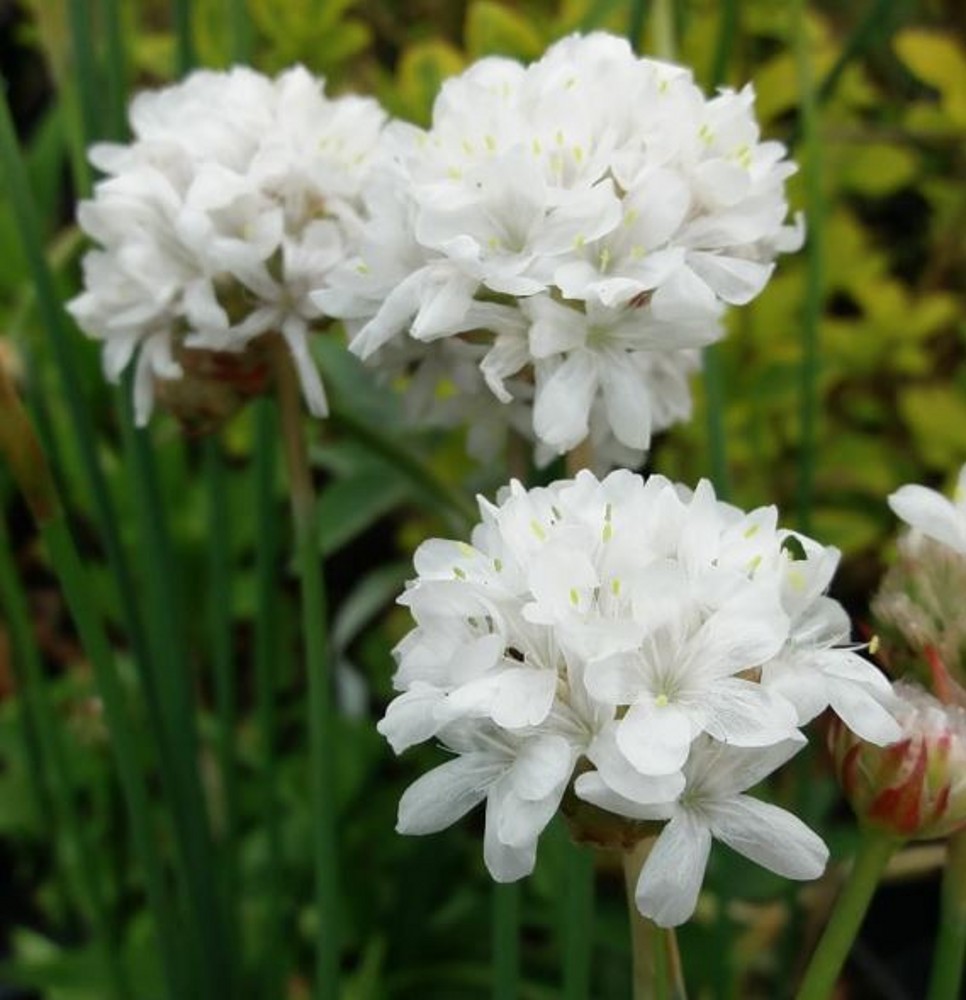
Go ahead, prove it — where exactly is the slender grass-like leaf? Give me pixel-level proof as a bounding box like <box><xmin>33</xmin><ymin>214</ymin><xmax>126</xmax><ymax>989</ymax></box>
<box><xmin>792</xmin><ymin>0</ymin><xmax>824</xmax><ymax>535</ymax></box>
<box><xmin>699</xmin><ymin>0</ymin><xmax>739</xmax><ymax>501</ymax></box>
<box><xmin>173</xmin><ymin>0</ymin><xmax>195</xmax><ymax>76</ymax></box>
<box><xmin>100</xmin><ymin>0</ymin><xmax>128</xmax><ymax>140</ymax></box>
<box><xmin>253</xmin><ymin>397</ymin><xmax>287</xmax><ymax>997</ymax></box>
<box><xmin>0</xmin><ymin>508</ymin><xmax>129</xmax><ymax>999</ymax></box>
<box><xmin>118</xmin><ymin>395</ymin><xmax>234</xmax><ymax>998</ymax></box>
<box><xmin>628</xmin><ymin>0</ymin><xmax>648</xmax><ymax>51</ymax></box>
<box><xmin>65</xmin><ymin>0</ymin><xmax>101</xmax><ymax>174</ymax></box>
<box><xmin>493</xmin><ymin>883</ymin><xmax>520</xmax><ymax>1000</ymax></box>
<box><xmin>563</xmin><ymin>845</ymin><xmax>595</xmax><ymax>1000</ymax></box>
<box><xmin>328</xmin><ymin>407</ymin><xmax>476</xmax><ymax>530</ymax></box>
<box><xmin>229</xmin><ymin>0</ymin><xmax>254</xmax><ymax>63</ymax></box>
<box><xmin>274</xmin><ymin>353</ymin><xmax>341</xmax><ymax>1000</ymax></box>
<box><xmin>0</xmin><ymin>86</ymin><xmax>153</xmax><ymax>733</ymax></box>
<box><xmin>204</xmin><ymin>436</ymin><xmax>241</xmax><ymax>978</ymax></box>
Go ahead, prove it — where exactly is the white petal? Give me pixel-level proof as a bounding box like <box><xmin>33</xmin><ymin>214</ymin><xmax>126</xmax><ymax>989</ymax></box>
<box><xmin>827</xmin><ymin>677</ymin><xmax>902</xmax><ymax>746</ymax></box>
<box><xmin>617</xmin><ymin>701</ymin><xmax>693</xmax><ymax>776</ymax></box>
<box><xmin>707</xmin><ymin>795</ymin><xmax>828</xmax><ymax>880</ymax></box>
<box><xmin>888</xmin><ymin>484</ymin><xmax>966</xmax><ymax>554</ymax></box>
<box><xmin>484</xmin><ymin>791</ymin><xmax>537</xmax><ymax>882</ymax></box>
<box><xmin>377</xmin><ymin>684</ymin><xmax>443</xmax><ymax>754</ymax></box>
<box><xmin>635</xmin><ymin>811</ymin><xmax>712</xmax><ymax>927</ymax></box>
<box><xmin>703</xmin><ymin>678</ymin><xmax>798</xmax><ymax>747</ymax></box>
<box><xmin>397</xmin><ymin>753</ymin><xmax>499</xmax><ymax>835</ymax></box>
<box><xmin>533</xmin><ymin>353</ymin><xmax>598</xmax><ymax>452</ymax></box>
<box><xmin>599</xmin><ymin>352</ymin><xmax>653</xmax><ymax>450</ymax></box>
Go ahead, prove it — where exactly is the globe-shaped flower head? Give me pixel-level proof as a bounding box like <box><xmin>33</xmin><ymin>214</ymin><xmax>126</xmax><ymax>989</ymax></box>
<box><xmin>379</xmin><ymin>471</ymin><xmax>899</xmax><ymax>926</ymax></box>
<box><xmin>69</xmin><ymin>66</ymin><xmax>386</xmax><ymax>426</ymax></box>
<box><xmin>318</xmin><ymin>33</ymin><xmax>802</xmax><ymax>466</ymax></box>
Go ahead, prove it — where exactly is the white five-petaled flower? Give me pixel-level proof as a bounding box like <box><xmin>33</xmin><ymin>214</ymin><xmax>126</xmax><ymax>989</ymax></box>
<box><xmin>888</xmin><ymin>463</ymin><xmax>966</xmax><ymax>556</ymax></box>
<box><xmin>379</xmin><ymin>471</ymin><xmax>898</xmax><ymax>925</ymax></box>
<box><xmin>318</xmin><ymin>32</ymin><xmax>801</xmax><ymax>467</ymax></box>
<box><xmin>69</xmin><ymin>66</ymin><xmax>387</xmax><ymax>424</ymax></box>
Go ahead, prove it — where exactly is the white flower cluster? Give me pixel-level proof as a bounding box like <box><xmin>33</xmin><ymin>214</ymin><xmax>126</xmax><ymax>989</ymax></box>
<box><xmin>318</xmin><ymin>32</ymin><xmax>801</xmax><ymax>466</ymax></box>
<box><xmin>69</xmin><ymin>66</ymin><xmax>386</xmax><ymax>423</ymax></box>
<box><xmin>379</xmin><ymin>470</ymin><xmax>900</xmax><ymax>926</ymax></box>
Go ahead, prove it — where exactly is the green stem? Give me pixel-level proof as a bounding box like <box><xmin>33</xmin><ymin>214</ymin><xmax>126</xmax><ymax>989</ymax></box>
<box><xmin>229</xmin><ymin>0</ymin><xmax>253</xmax><ymax>63</ymax></box>
<box><xmin>253</xmin><ymin>398</ymin><xmax>286</xmax><ymax>998</ymax></box>
<box><xmin>274</xmin><ymin>346</ymin><xmax>340</xmax><ymax>999</ymax></box>
<box><xmin>701</xmin><ymin>0</ymin><xmax>738</xmax><ymax>501</ymax></box>
<box><xmin>628</xmin><ymin>0</ymin><xmax>649</xmax><ymax>50</ymax></box>
<box><xmin>173</xmin><ymin>0</ymin><xmax>195</xmax><ymax>75</ymax></box>
<box><xmin>562</xmin><ymin>844</ymin><xmax>595</xmax><ymax>1000</ymax></box>
<box><xmin>118</xmin><ymin>394</ymin><xmax>230</xmax><ymax>999</ymax></box>
<box><xmin>66</xmin><ymin>0</ymin><xmax>102</xmax><ymax>161</ymax></box>
<box><xmin>927</xmin><ymin>832</ymin><xmax>966</xmax><ymax>1000</ymax></box>
<box><xmin>493</xmin><ymin>883</ymin><xmax>520</xmax><ymax>1000</ymax></box>
<box><xmin>204</xmin><ymin>436</ymin><xmax>241</xmax><ymax>977</ymax></box>
<box><xmin>792</xmin><ymin>0</ymin><xmax>824</xmax><ymax>536</ymax></box>
<box><xmin>623</xmin><ymin>840</ymin><xmax>687</xmax><ymax>1000</ymax></box>
<box><xmin>101</xmin><ymin>0</ymin><xmax>128</xmax><ymax>140</ymax></box>
<box><xmin>649</xmin><ymin>0</ymin><xmax>676</xmax><ymax>61</ymax></box>
<box><xmin>795</xmin><ymin>830</ymin><xmax>898</xmax><ymax>1000</ymax></box>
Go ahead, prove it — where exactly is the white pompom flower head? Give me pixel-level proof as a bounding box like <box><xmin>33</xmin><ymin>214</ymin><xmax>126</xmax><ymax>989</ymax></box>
<box><xmin>379</xmin><ymin>470</ymin><xmax>899</xmax><ymax>926</ymax></box>
<box><xmin>68</xmin><ymin>66</ymin><xmax>387</xmax><ymax>431</ymax></box>
<box><xmin>318</xmin><ymin>32</ymin><xmax>803</xmax><ymax>467</ymax></box>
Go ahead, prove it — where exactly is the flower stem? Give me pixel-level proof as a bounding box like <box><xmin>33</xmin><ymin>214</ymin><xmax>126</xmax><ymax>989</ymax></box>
<box><xmin>650</xmin><ymin>0</ymin><xmax>676</xmax><ymax>61</ymax></box>
<box><xmin>927</xmin><ymin>831</ymin><xmax>966</xmax><ymax>1000</ymax></box>
<box><xmin>562</xmin><ymin>843</ymin><xmax>595</xmax><ymax>1000</ymax></box>
<box><xmin>493</xmin><ymin>882</ymin><xmax>520</xmax><ymax>1000</ymax></box>
<box><xmin>623</xmin><ymin>839</ymin><xmax>688</xmax><ymax>1000</ymax></box>
<box><xmin>792</xmin><ymin>0</ymin><xmax>824</xmax><ymax>536</ymax></box>
<box><xmin>795</xmin><ymin>830</ymin><xmax>899</xmax><ymax>1000</ymax></box>
<box><xmin>273</xmin><ymin>342</ymin><xmax>340</xmax><ymax>999</ymax></box>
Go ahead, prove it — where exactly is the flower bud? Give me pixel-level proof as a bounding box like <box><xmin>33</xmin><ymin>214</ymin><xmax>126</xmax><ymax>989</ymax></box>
<box><xmin>829</xmin><ymin>681</ymin><xmax>966</xmax><ymax>840</ymax></box>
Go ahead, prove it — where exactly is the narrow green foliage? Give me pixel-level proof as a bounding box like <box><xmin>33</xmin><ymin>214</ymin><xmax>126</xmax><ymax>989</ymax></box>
<box><xmin>101</xmin><ymin>0</ymin><xmax>128</xmax><ymax>140</ymax></box>
<box><xmin>928</xmin><ymin>832</ymin><xmax>966</xmax><ymax>1000</ymax></box>
<box><xmin>0</xmin><ymin>512</ymin><xmax>128</xmax><ymax>999</ymax></box>
<box><xmin>562</xmin><ymin>845</ymin><xmax>595</xmax><ymax>1000</ymax></box>
<box><xmin>493</xmin><ymin>883</ymin><xmax>521</xmax><ymax>1000</ymax></box>
<box><xmin>205</xmin><ymin>436</ymin><xmax>241</xmax><ymax>980</ymax></box>
<box><xmin>173</xmin><ymin>0</ymin><xmax>196</xmax><ymax>75</ymax></box>
<box><xmin>253</xmin><ymin>398</ymin><xmax>286</xmax><ymax>997</ymax></box>
<box><xmin>792</xmin><ymin>0</ymin><xmax>824</xmax><ymax>535</ymax></box>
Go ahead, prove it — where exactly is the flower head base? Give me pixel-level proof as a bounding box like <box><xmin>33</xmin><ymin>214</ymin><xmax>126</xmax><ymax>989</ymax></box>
<box><xmin>69</xmin><ymin>66</ymin><xmax>386</xmax><ymax>426</ymax></box>
<box><xmin>380</xmin><ymin>471</ymin><xmax>898</xmax><ymax>925</ymax></box>
<box><xmin>829</xmin><ymin>682</ymin><xmax>966</xmax><ymax>840</ymax></box>
<box><xmin>318</xmin><ymin>32</ymin><xmax>801</xmax><ymax>466</ymax></box>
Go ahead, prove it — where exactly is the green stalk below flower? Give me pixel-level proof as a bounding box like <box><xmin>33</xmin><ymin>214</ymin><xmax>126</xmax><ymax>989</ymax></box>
<box><xmin>795</xmin><ymin>829</ymin><xmax>899</xmax><ymax>1000</ymax></box>
<box><xmin>928</xmin><ymin>831</ymin><xmax>966</xmax><ymax>1000</ymax></box>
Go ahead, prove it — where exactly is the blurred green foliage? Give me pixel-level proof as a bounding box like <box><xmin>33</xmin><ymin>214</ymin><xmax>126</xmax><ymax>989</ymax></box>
<box><xmin>1</xmin><ymin>1</ymin><xmax>964</xmax><ymax>997</ymax></box>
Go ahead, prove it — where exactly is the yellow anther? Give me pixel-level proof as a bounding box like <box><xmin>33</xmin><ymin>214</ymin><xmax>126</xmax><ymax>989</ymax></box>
<box><xmin>569</xmin><ymin>588</ymin><xmax>580</xmax><ymax>607</ymax></box>
<box><xmin>453</xmin><ymin>566</ymin><xmax>466</xmax><ymax>580</ymax></box>
<box><xmin>602</xmin><ymin>522</ymin><xmax>613</xmax><ymax>542</ymax></box>
<box><xmin>457</xmin><ymin>542</ymin><xmax>475</xmax><ymax>557</ymax></box>
<box><xmin>611</xmin><ymin>578</ymin><xmax>621</xmax><ymax>596</ymax></box>
<box><xmin>655</xmin><ymin>693</ymin><xmax>669</xmax><ymax>708</ymax></box>
<box><xmin>530</xmin><ymin>519</ymin><xmax>547</xmax><ymax>541</ymax></box>
<box><xmin>869</xmin><ymin>634</ymin><xmax>881</xmax><ymax>655</ymax></box>
<box><xmin>743</xmin><ymin>523</ymin><xmax>760</xmax><ymax>539</ymax></box>
<box><xmin>485</xmin><ymin>134</ymin><xmax>497</xmax><ymax>151</ymax></box>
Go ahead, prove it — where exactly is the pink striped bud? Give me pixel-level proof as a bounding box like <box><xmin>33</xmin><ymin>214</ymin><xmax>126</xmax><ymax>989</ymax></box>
<box><xmin>829</xmin><ymin>682</ymin><xmax>966</xmax><ymax>840</ymax></box>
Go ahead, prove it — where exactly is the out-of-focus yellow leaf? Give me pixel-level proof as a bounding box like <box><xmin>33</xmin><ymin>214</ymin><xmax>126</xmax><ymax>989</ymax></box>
<box><xmin>895</xmin><ymin>30</ymin><xmax>966</xmax><ymax>127</ymax></box>
<box><xmin>465</xmin><ymin>1</ymin><xmax>547</xmax><ymax>60</ymax></box>
<box><xmin>837</xmin><ymin>144</ymin><xmax>919</xmax><ymax>196</ymax></box>
<box><xmin>899</xmin><ymin>385</ymin><xmax>966</xmax><ymax>468</ymax></box>
<box><xmin>387</xmin><ymin>40</ymin><xmax>466</xmax><ymax>125</ymax></box>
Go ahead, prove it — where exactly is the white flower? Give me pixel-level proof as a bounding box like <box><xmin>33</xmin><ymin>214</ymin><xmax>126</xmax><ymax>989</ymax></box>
<box><xmin>577</xmin><ymin>737</ymin><xmax>828</xmax><ymax>927</ymax></box>
<box><xmin>69</xmin><ymin>66</ymin><xmax>387</xmax><ymax>424</ymax></box>
<box><xmin>888</xmin><ymin>463</ymin><xmax>966</xmax><ymax>555</ymax></box>
<box><xmin>319</xmin><ymin>32</ymin><xmax>800</xmax><ymax>464</ymax></box>
<box><xmin>380</xmin><ymin>471</ymin><xmax>892</xmax><ymax>902</ymax></box>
